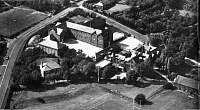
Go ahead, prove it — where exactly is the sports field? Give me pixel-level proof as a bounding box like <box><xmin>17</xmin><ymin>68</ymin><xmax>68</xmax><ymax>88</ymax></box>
<box><xmin>0</xmin><ymin>7</ymin><xmax>48</xmax><ymax>37</ymax></box>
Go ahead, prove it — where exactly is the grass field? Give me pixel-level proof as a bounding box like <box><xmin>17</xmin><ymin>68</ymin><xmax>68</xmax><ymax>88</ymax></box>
<box><xmin>22</xmin><ymin>84</ymin><xmax>133</xmax><ymax>110</ymax></box>
<box><xmin>11</xmin><ymin>83</ymin><xmax>198</xmax><ymax>110</ymax></box>
<box><xmin>0</xmin><ymin>7</ymin><xmax>48</xmax><ymax>37</ymax></box>
<box><xmin>11</xmin><ymin>83</ymin><xmax>162</xmax><ymax>109</ymax></box>
<box><xmin>141</xmin><ymin>90</ymin><xmax>199</xmax><ymax>110</ymax></box>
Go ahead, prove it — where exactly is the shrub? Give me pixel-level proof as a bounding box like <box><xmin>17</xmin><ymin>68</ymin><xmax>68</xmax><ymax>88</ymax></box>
<box><xmin>163</xmin><ymin>82</ymin><xmax>174</xmax><ymax>90</ymax></box>
<box><xmin>134</xmin><ymin>94</ymin><xmax>146</xmax><ymax>105</ymax></box>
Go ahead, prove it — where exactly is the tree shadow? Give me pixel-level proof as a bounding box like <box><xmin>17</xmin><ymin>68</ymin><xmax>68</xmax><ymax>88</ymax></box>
<box><xmin>28</xmin><ymin>82</ymin><xmax>70</xmax><ymax>92</ymax></box>
<box><xmin>135</xmin><ymin>100</ymin><xmax>153</xmax><ymax>105</ymax></box>
<box><xmin>65</xmin><ymin>38</ymin><xmax>79</xmax><ymax>44</ymax></box>
<box><xmin>143</xmin><ymin>100</ymin><xmax>153</xmax><ymax>105</ymax></box>
<box><xmin>134</xmin><ymin>81</ymin><xmax>151</xmax><ymax>88</ymax></box>
<box><xmin>146</xmin><ymin>79</ymin><xmax>167</xmax><ymax>85</ymax></box>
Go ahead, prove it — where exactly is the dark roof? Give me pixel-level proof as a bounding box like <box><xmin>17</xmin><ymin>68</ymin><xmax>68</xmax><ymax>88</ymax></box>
<box><xmin>174</xmin><ymin>75</ymin><xmax>199</xmax><ymax>90</ymax></box>
<box><xmin>68</xmin><ymin>15</ymin><xmax>91</xmax><ymax>24</ymax></box>
<box><xmin>84</xmin><ymin>17</ymin><xmax>106</xmax><ymax>30</ymax></box>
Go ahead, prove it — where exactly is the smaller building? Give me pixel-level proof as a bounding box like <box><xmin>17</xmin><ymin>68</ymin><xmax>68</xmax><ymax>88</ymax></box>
<box><xmin>38</xmin><ymin>35</ymin><xmax>64</xmax><ymax>56</ymax></box>
<box><xmin>39</xmin><ymin>59</ymin><xmax>61</xmax><ymax>78</ymax></box>
<box><xmin>113</xmin><ymin>32</ymin><xmax>125</xmax><ymax>42</ymax></box>
<box><xmin>174</xmin><ymin>75</ymin><xmax>199</xmax><ymax>96</ymax></box>
<box><xmin>94</xmin><ymin>2</ymin><xmax>103</xmax><ymax>11</ymax></box>
<box><xmin>118</xmin><ymin>37</ymin><xmax>143</xmax><ymax>51</ymax></box>
<box><xmin>96</xmin><ymin>59</ymin><xmax>111</xmax><ymax>69</ymax></box>
<box><xmin>110</xmin><ymin>72</ymin><xmax>126</xmax><ymax>80</ymax></box>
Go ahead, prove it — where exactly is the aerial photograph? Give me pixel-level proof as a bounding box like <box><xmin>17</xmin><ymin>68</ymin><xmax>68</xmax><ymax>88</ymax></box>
<box><xmin>0</xmin><ymin>0</ymin><xmax>199</xmax><ymax>109</ymax></box>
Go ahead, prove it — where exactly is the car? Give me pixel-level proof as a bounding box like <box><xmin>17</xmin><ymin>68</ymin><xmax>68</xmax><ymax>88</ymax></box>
<box><xmin>4</xmin><ymin>56</ymin><xmax>9</xmax><ymax>60</ymax></box>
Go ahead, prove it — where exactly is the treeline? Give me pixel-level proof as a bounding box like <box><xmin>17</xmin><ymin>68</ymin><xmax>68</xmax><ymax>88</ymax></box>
<box><xmin>0</xmin><ymin>1</ymin><xmax>13</xmax><ymax>13</ymax></box>
<box><xmin>12</xmin><ymin>47</ymin><xmax>56</xmax><ymax>87</ymax></box>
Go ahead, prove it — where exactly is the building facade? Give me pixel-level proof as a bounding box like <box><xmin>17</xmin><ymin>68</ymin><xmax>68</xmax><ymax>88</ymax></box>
<box><xmin>174</xmin><ymin>75</ymin><xmax>199</xmax><ymax>97</ymax></box>
<box><xmin>38</xmin><ymin>44</ymin><xmax>58</xmax><ymax>56</ymax></box>
<box><xmin>66</xmin><ymin>21</ymin><xmax>111</xmax><ymax>49</ymax></box>
<box><xmin>38</xmin><ymin>35</ymin><xmax>64</xmax><ymax>57</ymax></box>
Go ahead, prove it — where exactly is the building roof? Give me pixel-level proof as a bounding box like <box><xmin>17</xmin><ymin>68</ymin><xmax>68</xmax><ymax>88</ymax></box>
<box><xmin>174</xmin><ymin>75</ymin><xmax>199</xmax><ymax>90</ymax></box>
<box><xmin>106</xmin><ymin>4</ymin><xmax>131</xmax><ymax>14</ymax></box>
<box><xmin>96</xmin><ymin>60</ymin><xmax>111</xmax><ymax>68</ymax></box>
<box><xmin>94</xmin><ymin>2</ymin><xmax>103</xmax><ymax>7</ymax></box>
<box><xmin>118</xmin><ymin>37</ymin><xmax>143</xmax><ymax>50</ymax></box>
<box><xmin>35</xmin><ymin>58</ymin><xmax>59</xmax><ymax>66</ymax></box>
<box><xmin>57</xmin><ymin>28</ymin><xmax>63</xmax><ymax>36</ymax></box>
<box><xmin>38</xmin><ymin>35</ymin><xmax>60</xmax><ymax>49</ymax></box>
<box><xmin>113</xmin><ymin>32</ymin><xmax>125</xmax><ymax>41</ymax></box>
<box><xmin>55</xmin><ymin>22</ymin><xmax>62</xmax><ymax>26</ymax></box>
<box><xmin>64</xmin><ymin>39</ymin><xmax>103</xmax><ymax>58</ymax></box>
<box><xmin>179</xmin><ymin>10</ymin><xmax>194</xmax><ymax>17</ymax></box>
<box><xmin>84</xmin><ymin>17</ymin><xmax>106</xmax><ymax>30</ymax></box>
<box><xmin>110</xmin><ymin>72</ymin><xmax>126</xmax><ymax>79</ymax></box>
<box><xmin>66</xmin><ymin>21</ymin><xmax>102</xmax><ymax>35</ymax></box>
<box><xmin>42</xmin><ymin>61</ymin><xmax>61</xmax><ymax>72</ymax></box>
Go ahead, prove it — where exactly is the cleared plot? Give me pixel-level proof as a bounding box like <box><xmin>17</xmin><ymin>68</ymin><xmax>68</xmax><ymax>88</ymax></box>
<box><xmin>0</xmin><ymin>7</ymin><xmax>48</xmax><ymax>37</ymax></box>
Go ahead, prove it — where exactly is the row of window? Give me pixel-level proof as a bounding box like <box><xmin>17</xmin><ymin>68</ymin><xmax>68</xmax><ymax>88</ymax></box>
<box><xmin>71</xmin><ymin>29</ymin><xmax>105</xmax><ymax>48</ymax></box>
<box><xmin>39</xmin><ymin>45</ymin><xmax>58</xmax><ymax>56</ymax></box>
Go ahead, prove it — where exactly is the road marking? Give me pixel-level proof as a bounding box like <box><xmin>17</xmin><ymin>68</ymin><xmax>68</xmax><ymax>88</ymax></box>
<box><xmin>1</xmin><ymin>65</ymin><xmax>7</xmax><ymax>67</ymax></box>
<box><xmin>0</xmin><ymin>44</ymin><xmax>17</xmax><ymax>87</ymax></box>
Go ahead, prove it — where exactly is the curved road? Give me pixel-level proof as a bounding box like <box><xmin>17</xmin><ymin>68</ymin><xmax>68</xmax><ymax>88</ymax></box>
<box><xmin>0</xmin><ymin>6</ymin><xmax>76</xmax><ymax>108</ymax></box>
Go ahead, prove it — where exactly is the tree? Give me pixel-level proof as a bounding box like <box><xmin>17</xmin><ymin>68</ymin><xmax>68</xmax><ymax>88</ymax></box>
<box><xmin>137</xmin><ymin>59</ymin><xmax>152</xmax><ymax>74</ymax></box>
<box><xmin>83</xmin><ymin>62</ymin><xmax>97</xmax><ymax>81</ymax></box>
<box><xmin>102</xmin><ymin>65</ymin><xmax>117</xmax><ymax>80</ymax></box>
<box><xmin>163</xmin><ymin>82</ymin><xmax>174</xmax><ymax>90</ymax></box>
<box><xmin>69</xmin><ymin>66</ymin><xmax>84</xmax><ymax>83</ymax></box>
<box><xmin>134</xmin><ymin>94</ymin><xmax>146</xmax><ymax>105</ymax></box>
<box><xmin>126</xmin><ymin>70</ymin><xmax>139</xmax><ymax>84</ymax></box>
<box><xmin>63</xmin><ymin>0</ymin><xmax>70</xmax><ymax>7</ymax></box>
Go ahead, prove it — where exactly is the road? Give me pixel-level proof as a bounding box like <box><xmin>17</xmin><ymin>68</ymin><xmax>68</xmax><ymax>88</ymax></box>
<box><xmin>0</xmin><ymin>6</ymin><xmax>76</xmax><ymax>108</ymax></box>
<box><xmin>79</xmin><ymin>6</ymin><xmax>149</xmax><ymax>44</ymax></box>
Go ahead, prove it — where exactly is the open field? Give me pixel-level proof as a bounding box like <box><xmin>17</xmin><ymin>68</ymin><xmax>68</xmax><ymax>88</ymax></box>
<box><xmin>0</xmin><ymin>7</ymin><xmax>48</xmax><ymax>37</ymax></box>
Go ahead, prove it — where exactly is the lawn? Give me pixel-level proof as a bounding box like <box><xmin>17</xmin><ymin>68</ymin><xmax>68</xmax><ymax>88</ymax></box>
<box><xmin>141</xmin><ymin>90</ymin><xmax>199</xmax><ymax>110</ymax></box>
<box><xmin>11</xmin><ymin>83</ymin><xmax>196</xmax><ymax>110</ymax></box>
<box><xmin>0</xmin><ymin>7</ymin><xmax>48</xmax><ymax>37</ymax></box>
<box><xmin>22</xmin><ymin>84</ymin><xmax>133</xmax><ymax>110</ymax></box>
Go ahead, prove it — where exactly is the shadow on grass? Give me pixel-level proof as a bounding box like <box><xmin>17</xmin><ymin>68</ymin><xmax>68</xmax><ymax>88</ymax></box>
<box><xmin>13</xmin><ymin>85</ymin><xmax>91</xmax><ymax>109</ymax></box>
<box><xmin>134</xmin><ymin>81</ymin><xmax>151</xmax><ymax>88</ymax></box>
<box><xmin>142</xmin><ymin>70</ymin><xmax>166</xmax><ymax>80</ymax></box>
<box><xmin>135</xmin><ymin>100</ymin><xmax>153</xmax><ymax>105</ymax></box>
<box><xmin>28</xmin><ymin>82</ymin><xmax>70</xmax><ymax>92</ymax></box>
<box><xmin>143</xmin><ymin>100</ymin><xmax>153</xmax><ymax>105</ymax></box>
<box><xmin>146</xmin><ymin>79</ymin><xmax>167</xmax><ymax>85</ymax></box>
